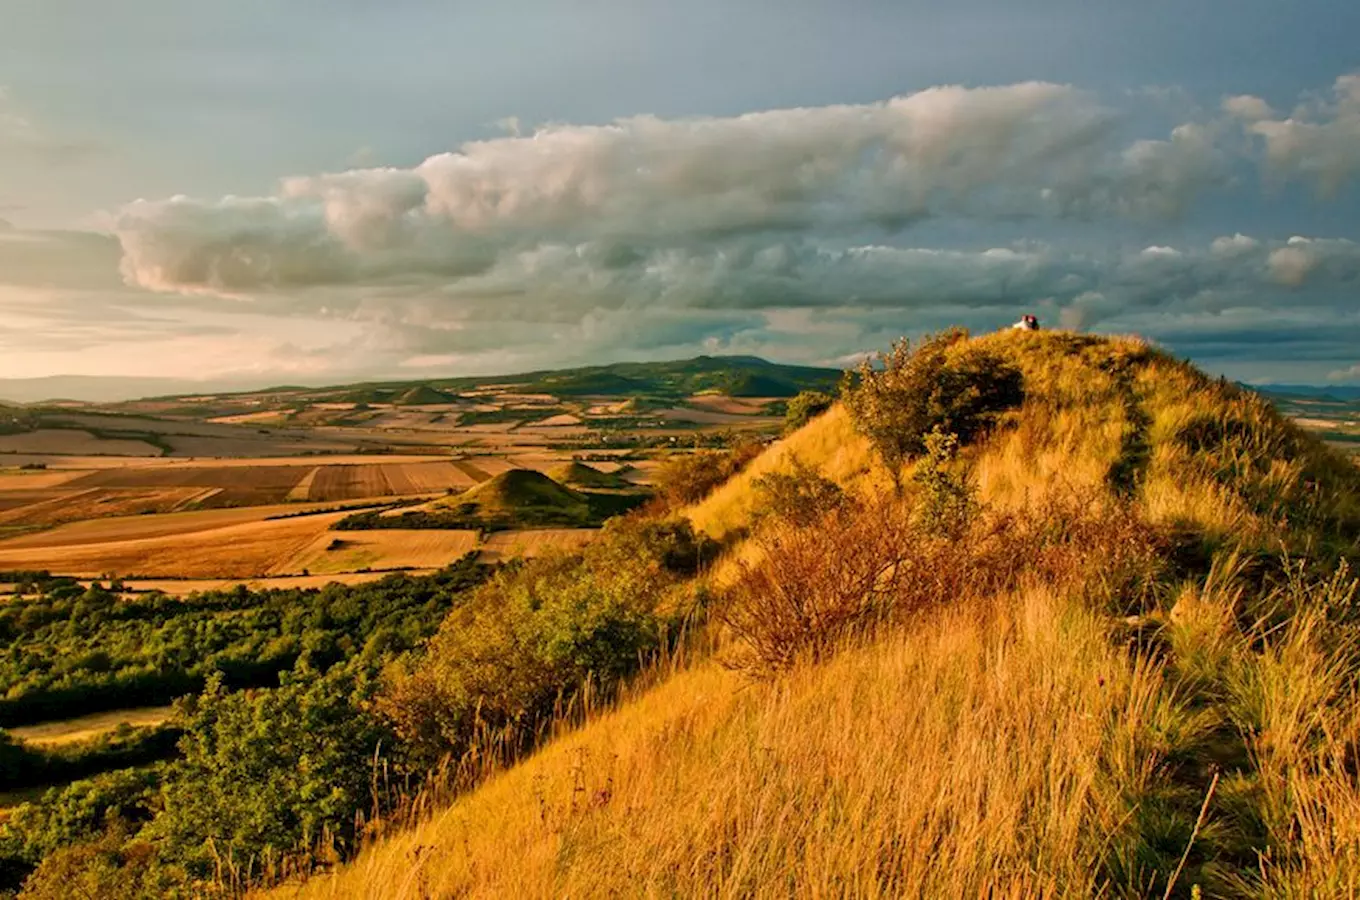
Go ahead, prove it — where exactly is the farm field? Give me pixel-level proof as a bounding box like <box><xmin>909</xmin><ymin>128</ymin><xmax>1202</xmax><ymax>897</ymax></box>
<box><xmin>0</xmin><ymin>501</ymin><xmax>366</xmax><ymax>550</ymax></box>
<box><xmin>0</xmin><ymin>429</ymin><xmax>162</xmax><ymax>456</ymax></box>
<box><xmin>280</xmin><ymin>529</ymin><xmax>481</xmax><ymax>575</ymax></box>
<box><xmin>0</xmin><ymin>510</ymin><xmax>353</xmax><ymax>577</ymax></box>
<box><xmin>0</xmin><ymin>356</ymin><xmax>824</xmax><ymax>590</ymax></box>
<box><xmin>9</xmin><ymin>706</ymin><xmax>175</xmax><ymax>747</ymax></box>
<box><xmin>0</xmin><ymin>486</ymin><xmax>217</xmax><ymax>529</ymax></box>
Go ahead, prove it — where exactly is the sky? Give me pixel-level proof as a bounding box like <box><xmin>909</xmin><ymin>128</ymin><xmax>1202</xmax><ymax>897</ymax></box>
<box><xmin>1</xmin><ymin>0</ymin><xmax>1359</xmax><ymax>396</ymax></box>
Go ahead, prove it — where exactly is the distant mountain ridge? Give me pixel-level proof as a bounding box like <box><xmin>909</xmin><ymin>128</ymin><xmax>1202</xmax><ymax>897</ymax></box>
<box><xmin>1251</xmin><ymin>383</ymin><xmax>1360</xmax><ymax>401</ymax></box>
<box><xmin>0</xmin><ymin>356</ymin><xmax>844</xmax><ymax>406</ymax></box>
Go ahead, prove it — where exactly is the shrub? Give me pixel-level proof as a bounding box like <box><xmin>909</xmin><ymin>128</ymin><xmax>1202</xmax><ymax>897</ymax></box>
<box><xmin>751</xmin><ymin>458</ymin><xmax>847</xmax><ymax>527</ymax></box>
<box><xmin>721</xmin><ymin>498</ymin><xmax>916</xmax><ymax>675</ymax></box>
<box><xmin>0</xmin><ymin>767</ymin><xmax>162</xmax><ymax>891</ymax></box>
<box><xmin>841</xmin><ymin>330</ymin><xmax>1023</xmax><ymax>484</ymax></box>
<box><xmin>653</xmin><ymin>441</ymin><xmax>764</xmax><ymax>507</ymax></box>
<box><xmin>152</xmin><ymin>668</ymin><xmax>392</xmax><ymax>877</ymax></box>
<box><xmin>912</xmin><ymin>428</ymin><xmax>976</xmax><ymax>538</ymax></box>
<box><xmin>723</xmin><ymin>488</ymin><xmax>1166</xmax><ymax>676</ymax></box>
<box><xmin>784</xmin><ymin>390</ymin><xmax>834</xmax><ymax>433</ymax></box>
<box><xmin>377</xmin><ymin>517</ymin><xmax>709</xmax><ymax>767</ymax></box>
<box><xmin>14</xmin><ymin>826</ymin><xmax>183</xmax><ymax>900</ymax></box>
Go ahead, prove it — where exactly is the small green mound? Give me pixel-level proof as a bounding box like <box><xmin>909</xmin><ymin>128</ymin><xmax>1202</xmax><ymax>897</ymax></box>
<box><xmin>454</xmin><ymin>469</ymin><xmax>592</xmax><ymax>524</ymax></box>
<box><xmin>548</xmin><ymin>461</ymin><xmax>631</xmax><ymax>489</ymax></box>
<box><xmin>396</xmin><ymin>385</ymin><xmax>456</xmax><ymax>406</ymax></box>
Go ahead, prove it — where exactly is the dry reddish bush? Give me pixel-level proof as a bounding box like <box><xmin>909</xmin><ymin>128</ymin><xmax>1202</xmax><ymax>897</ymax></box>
<box><xmin>723</xmin><ymin>489</ymin><xmax>1167</xmax><ymax>675</ymax></box>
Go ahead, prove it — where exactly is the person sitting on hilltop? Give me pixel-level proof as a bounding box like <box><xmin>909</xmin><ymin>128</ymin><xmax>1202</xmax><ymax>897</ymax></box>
<box><xmin>1011</xmin><ymin>314</ymin><xmax>1040</xmax><ymax>331</ymax></box>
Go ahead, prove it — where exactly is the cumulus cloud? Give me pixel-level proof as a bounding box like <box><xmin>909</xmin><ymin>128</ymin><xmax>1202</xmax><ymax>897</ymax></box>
<box><xmin>1222</xmin><ymin>95</ymin><xmax>1273</xmax><ymax>122</ymax></box>
<box><xmin>4</xmin><ymin>74</ymin><xmax>1354</xmax><ymax>385</ymax></box>
<box><xmin>115</xmin><ymin>81</ymin><xmax>1256</xmax><ymax>295</ymax></box>
<box><xmin>1241</xmin><ymin>74</ymin><xmax>1360</xmax><ymax>196</ymax></box>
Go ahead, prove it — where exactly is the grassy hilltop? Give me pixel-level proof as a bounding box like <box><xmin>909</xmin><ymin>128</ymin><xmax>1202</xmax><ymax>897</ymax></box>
<box><xmin>5</xmin><ymin>330</ymin><xmax>1358</xmax><ymax>898</ymax></box>
<box><xmin>272</xmin><ymin>329</ymin><xmax>1360</xmax><ymax>900</ymax></box>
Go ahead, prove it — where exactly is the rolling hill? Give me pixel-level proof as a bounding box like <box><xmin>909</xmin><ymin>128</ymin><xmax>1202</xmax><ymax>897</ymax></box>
<box><xmin>446</xmin><ymin>468</ymin><xmax>593</xmax><ymax>525</ymax></box>
<box><xmin>273</xmin><ymin>330</ymin><xmax>1360</xmax><ymax>899</ymax></box>
<box><xmin>158</xmin><ymin>355</ymin><xmax>841</xmax><ymax>409</ymax></box>
<box><xmin>547</xmin><ymin>461</ymin><xmax>631</xmax><ymax>489</ymax></box>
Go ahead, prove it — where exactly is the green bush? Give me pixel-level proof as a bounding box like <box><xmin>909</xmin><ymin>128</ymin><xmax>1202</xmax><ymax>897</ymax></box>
<box><xmin>752</xmin><ymin>459</ymin><xmax>847</xmax><ymax>527</ymax></box>
<box><xmin>0</xmin><ymin>559</ymin><xmax>490</xmax><ymax>727</ymax></box>
<box><xmin>911</xmin><ymin>428</ymin><xmax>977</xmax><ymax>538</ymax></box>
<box><xmin>841</xmin><ymin>329</ymin><xmax>1023</xmax><ymax>484</ymax></box>
<box><xmin>379</xmin><ymin>517</ymin><xmax>710</xmax><ymax>767</ymax></box>
<box><xmin>654</xmin><ymin>441</ymin><xmax>764</xmax><ymax>507</ymax></box>
<box><xmin>152</xmin><ymin>668</ymin><xmax>391</xmax><ymax>878</ymax></box>
<box><xmin>784</xmin><ymin>390</ymin><xmax>834</xmax><ymax>433</ymax></box>
<box><xmin>13</xmin><ymin>826</ymin><xmax>183</xmax><ymax>900</ymax></box>
<box><xmin>0</xmin><ymin>767</ymin><xmax>162</xmax><ymax>891</ymax></box>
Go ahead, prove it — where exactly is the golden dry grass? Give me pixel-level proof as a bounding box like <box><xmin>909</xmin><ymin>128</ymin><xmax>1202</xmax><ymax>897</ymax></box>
<box><xmin>269</xmin><ymin>588</ymin><xmax>1182</xmax><ymax>900</ymax></box>
<box><xmin>254</xmin><ymin>330</ymin><xmax>1360</xmax><ymax>898</ymax></box>
<box><xmin>686</xmin><ymin>404</ymin><xmax>884</xmax><ymax>540</ymax></box>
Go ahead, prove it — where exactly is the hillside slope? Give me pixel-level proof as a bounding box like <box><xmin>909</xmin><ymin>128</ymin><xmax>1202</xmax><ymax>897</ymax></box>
<box><xmin>274</xmin><ymin>331</ymin><xmax>1360</xmax><ymax>899</ymax></box>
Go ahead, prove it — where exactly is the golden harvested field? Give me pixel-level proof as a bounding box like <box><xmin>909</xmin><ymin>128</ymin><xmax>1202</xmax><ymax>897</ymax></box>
<box><xmin>286</xmin><ymin>466</ymin><xmax>321</xmax><ymax>500</ymax></box>
<box><xmin>0</xmin><ymin>489</ymin><xmax>77</xmax><ymax>513</ymax></box>
<box><xmin>477</xmin><ymin>528</ymin><xmax>597</xmax><ymax>563</ymax></box>
<box><xmin>124</xmin><ymin>454</ymin><xmax>454</xmax><ymax>468</ymax></box>
<box><xmin>0</xmin><ymin>510</ymin><xmax>350</xmax><ymax>577</ymax></box>
<box><xmin>10</xmin><ymin>706</ymin><xmax>174</xmax><ymax>747</ymax></box>
<box><xmin>381</xmin><ymin>461</ymin><xmax>478</xmax><ymax>493</ymax></box>
<box><xmin>307</xmin><ymin>464</ymin><xmax>393</xmax><ymax>501</ymax></box>
<box><xmin>163</xmin><ymin>434</ymin><xmax>358</xmax><ymax>458</ymax></box>
<box><xmin>0</xmin><ymin>470</ymin><xmax>90</xmax><ymax>489</ymax></box>
<box><xmin>69</xmin><ymin>464</ymin><xmax>309</xmax><ymax>507</ymax></box>
<box><xmin>280</xmin><ymin>529</ymin><xmax>480</xmax><ymax>575</ymax></box>
<box><xmin>451</xmin><ymin>459</ymin><xmax>492</xmax><ymax>481</ymax></box>
<box><xmin>655</xmin><ymin>407</ymin><xmax>771</xmax><ymax>425</ymax></box>
<box><xmin>0</xmin><ymin>429</ymin><xmax>161</xmax><ymax>456</ymax></box>
<box><xmin>529</xmin><ymin>413</ymin><xmax>584</xmax><ymax>427</ymax></box>
<box><xmin>686</xmin><ymin>394</ymin><xmax>777</xmax><ymax>415</ymax></box>
<box><xmin>0</xmin><ymin>487</ymin><xmax>216</xmax><ymax>528</ymax></box>
<box><xmin>0</xmin><ymin>501</ymin><xmax>350</xmax><ymax>550</ymax></box>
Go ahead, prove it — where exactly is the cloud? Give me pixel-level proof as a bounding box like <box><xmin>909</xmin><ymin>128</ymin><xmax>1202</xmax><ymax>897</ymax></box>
<box><xmin>6</xmin><ymin>74</ymin><xmax>1358</xmax><ymax>386</ymax></box>
<box><xmin>115</xmin><ymin>81</ymin><xmax>1259</xmax><ymax>295</ymax></box>
<box><xmin>1222</xmin><ymin>95</ymin><xmax>1273</xmax><ymax>122</ymax></box>
<box><xmin>1241</xmin><ymin>74</ymin><xmax>1360</xmax><ymax>196</ymax></box>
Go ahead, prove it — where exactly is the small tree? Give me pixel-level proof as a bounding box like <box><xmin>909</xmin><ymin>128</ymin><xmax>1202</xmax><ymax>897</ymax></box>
<box><xmin>654</xmin><ymin>441</ymin><xmax>763</xmax><ymax>507</ymax></box>
<box><xmin>783</xmin><ymin>390</ymin><xmax>834</xmax><ymax>433</ymax></box>
<box><xmin>841</xmin><ymin>329</ymin><xmax>1022</xmax><ymax>486</ymax></box>
<box><xmin>751</xmin><ymin>459</ymin><xmax>847</xmax><ymax>527</ymax></box>
<box><xmin>912</xmin><ymin>428</ymin><xmax>976</xmax><ymax>538</ymax></box>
